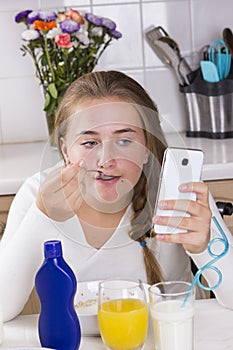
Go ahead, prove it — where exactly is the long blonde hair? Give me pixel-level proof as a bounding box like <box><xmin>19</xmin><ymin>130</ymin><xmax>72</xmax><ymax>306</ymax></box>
<box><xmin>55</xmin><ymin>70</ymin><xmax>167</xmax><ymax>284</ymax></box>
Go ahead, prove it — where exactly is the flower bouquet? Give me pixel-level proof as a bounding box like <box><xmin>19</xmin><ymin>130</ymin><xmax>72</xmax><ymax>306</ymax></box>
<box><xmin>15</xmin><ymin>8</ymin><xmax>122</xmax><ymax>144</ymax></box>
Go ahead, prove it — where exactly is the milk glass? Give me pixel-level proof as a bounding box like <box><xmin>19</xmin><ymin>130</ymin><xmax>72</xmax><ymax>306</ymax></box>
<box><xmin>149</xmin><ymin>281</ymin><xmax>195</xmax><ymax>350</ymax></box>
<box><xmin>0</xmin><ymin>304</ymin><xmax>4</xmax><ymax>344</ymax></box>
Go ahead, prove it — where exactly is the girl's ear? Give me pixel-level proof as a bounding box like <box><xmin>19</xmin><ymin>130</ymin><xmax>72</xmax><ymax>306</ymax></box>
<box><xmin>60</xmin><ymin>137</ymin><xmax>70</xmax><ymax>165</ymax></box>
<box><xmin>143</xmin><ymin>149</ymin><xmax>150</xmax><ymax>164</ymax></box>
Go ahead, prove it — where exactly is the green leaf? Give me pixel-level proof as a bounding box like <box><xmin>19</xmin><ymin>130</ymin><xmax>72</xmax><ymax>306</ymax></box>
<box><xmin>44</xmin><ymin>93</ymin><xmax>50</xmax><ymax>110</ymax></box>
<box><xmin>45</xmin><ymin>96</ymin><xmax>57</xmax><ymax>114</ymax></box>
<box><xmin>48</xmin><ymin>83</ymin><xmax>58</xmax><ymax>99</ymax></box>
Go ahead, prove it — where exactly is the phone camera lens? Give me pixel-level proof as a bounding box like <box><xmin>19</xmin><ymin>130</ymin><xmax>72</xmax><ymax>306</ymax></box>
<box><xmin>182</xmin><ymin>158</ymin><xmax>189</xmax><ymax>166</ymax></box>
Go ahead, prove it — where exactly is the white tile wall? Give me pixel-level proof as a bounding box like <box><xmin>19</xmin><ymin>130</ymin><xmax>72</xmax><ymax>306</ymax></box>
<box><xmin>0</xmin><ymin>77</ymin><xmax>48</xmax><ymax>143</ymax></box>
<box><xmin>0</xmin><ymin>0</ymin><xmax>233</xmax><ymax>144</ymax></box>
<box><xmin>94</xmin><ymin>3</ymin><xmax>143</xmax><ymax>70</ymax></box>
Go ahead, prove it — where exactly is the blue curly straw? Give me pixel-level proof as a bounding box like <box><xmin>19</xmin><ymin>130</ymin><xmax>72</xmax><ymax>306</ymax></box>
<box><xmin>182</xmin><ymin>215</ymin><xmax>229</xmax><ymax>307</ymax></box>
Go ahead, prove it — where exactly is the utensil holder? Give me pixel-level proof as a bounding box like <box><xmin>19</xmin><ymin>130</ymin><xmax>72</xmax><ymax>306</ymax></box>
<box><xmin>180</xmin><ymin>68</ymin><xmax>233</xmax><ymax>139</ymax></box>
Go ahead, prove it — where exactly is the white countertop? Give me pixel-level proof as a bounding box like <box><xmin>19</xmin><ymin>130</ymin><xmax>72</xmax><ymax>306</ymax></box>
<box><xmin>0</xmin><ymin>141</ymin><xmax>61</xmax><ymax>195</ymax></box>
<box><xmin>0</xmin><ymin>299</ymin><xmax>233</xmax><ymax>350</ymax></box>
<box><xmin>165</xmin><ymin>132</ymin><xmax>233</xmax><ymax>182</ymax></box>
<box><xmin>0</xmin><ymin>133</ymin><xmax>233</xmax><ymax>195</ymax></box>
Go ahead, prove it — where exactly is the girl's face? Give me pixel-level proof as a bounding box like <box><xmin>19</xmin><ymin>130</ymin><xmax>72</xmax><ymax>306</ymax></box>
<box><xmin>61</xmin><ymin>98</ymin><xmax>149</xmax><ymax>211</ymax></box>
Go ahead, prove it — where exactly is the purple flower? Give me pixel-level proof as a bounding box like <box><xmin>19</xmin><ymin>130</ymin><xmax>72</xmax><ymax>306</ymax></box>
<box><xmin>84</xmin><ymin>13</ymin><xmax>102</xmax><ymax>26</ymax></box>
<box><xmin>27</xmin><ymin>11</ymin><xmax>40</xmax><ymax>24</ymax></box>
<box><xmin>21</xmin><ymin>29</ymin><xmax>40</xmax><ymax>41</ymax></box>
<box><xmin>108</xmin><ymin>29</ymin><xmax>122</xmax><ymax>39</ymax></box>
<box><xmin>39</xmin><ymin>11</ymin><xmax>57</xmax><ymax>22</ymax></box>
<box><xmin>15</xmin><ymin>10</ymin><xmax>32</xmax><ymax>23</ymax></box>
<box><xmin>60</xmin><ymin>19</ymin><xmax>80</xmax><ymax>34</ymax></box>
<box><xmin>101</xmin><ymin>18</ymin><xmax>116</xmax><ymax>31</ymax></box>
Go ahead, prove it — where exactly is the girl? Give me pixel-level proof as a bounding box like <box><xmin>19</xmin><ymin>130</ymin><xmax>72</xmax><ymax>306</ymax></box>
<box><xmin>0</xmin><ymin>71</ymin><xmax>232</xmax><ymax>322</ymax></box>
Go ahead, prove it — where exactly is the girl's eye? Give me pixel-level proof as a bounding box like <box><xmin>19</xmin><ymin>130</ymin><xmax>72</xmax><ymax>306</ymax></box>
<box><xmin>118</xmin><ymin>139</ymin><xmax>132</xmax><ymax>146</ymax></box>
<box><xmin>81</xmin><ymin>141</ymin><xmax>98</xmax><ymax>148</ymax></box>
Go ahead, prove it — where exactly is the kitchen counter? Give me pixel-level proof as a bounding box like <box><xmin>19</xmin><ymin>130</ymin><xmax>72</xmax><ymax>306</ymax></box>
<box><xmin>1</xmin><ymin>299</ymin><xmax>233</xmax><ymax>350</ymax></box>
<box><xmin>0</xmin><ymin>133</ymin><xmax>233</xmax><ymax>195</ymax></box>
<box><xmin>0</xmin><ymin>141</ymin><xmax>61</xmax><ymax>195</ymax></box>
<box><xmin>165</xmin><ymin>132</ymin><xmax>233</xmax><ymax>181</ymax></box>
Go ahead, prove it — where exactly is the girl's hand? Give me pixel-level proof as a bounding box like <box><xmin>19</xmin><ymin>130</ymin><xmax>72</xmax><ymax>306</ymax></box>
<box><xmin>36</xmin><ymin>162</ymin><xmax>86</xmax><ymax>221</ymax></box>
<box><xmin>153</xmin><ymin>182</ymin><xmax>212</xmax><ymax>254</ymax></box>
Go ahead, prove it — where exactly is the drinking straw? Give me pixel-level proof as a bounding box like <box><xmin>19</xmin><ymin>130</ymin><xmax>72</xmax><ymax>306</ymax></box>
<box><xmin>182</xmin><ymin>215</ymin><xmax>229</xmax><ymax>307</ymax></box>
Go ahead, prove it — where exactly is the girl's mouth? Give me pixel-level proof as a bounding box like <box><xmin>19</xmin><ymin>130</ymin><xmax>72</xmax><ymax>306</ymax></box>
<box><xmin>97</xmin><ymin>172</ymin><xmax>119</xmax><ymax>181</ymax></box>
<box><xmin>86</xmin><ymin>169</ymin><xmax>119</xmax><ymax>181</ymax></box>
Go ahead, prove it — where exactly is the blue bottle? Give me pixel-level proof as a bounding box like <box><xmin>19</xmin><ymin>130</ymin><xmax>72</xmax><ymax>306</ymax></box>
<box><xmin>35</xmin><ymin>240</ymin><xmax>81</xmax><ymax>350</ymax></box>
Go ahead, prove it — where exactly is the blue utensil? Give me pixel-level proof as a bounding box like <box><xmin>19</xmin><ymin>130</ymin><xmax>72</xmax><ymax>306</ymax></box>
<box><xmin>200</xmin><ymin>60</ymin><xmax>220</xmax><ymax>82</ymax></box>
<box><xmin>208</xmin><ymin>38</ymin><xmax>231</xmax><ymax>80</ymax></box>
<box><xmin>182</xmin><ymin>215</ymin><xmax>229</xmax><ymax>307</ymax></box>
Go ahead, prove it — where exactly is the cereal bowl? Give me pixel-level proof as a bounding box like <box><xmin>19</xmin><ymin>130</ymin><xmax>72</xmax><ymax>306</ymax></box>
<box><xmin>74</xmin><ymin>280</ymin><xmax>150</xmax><ymax>336</ymax></box>
<box><xmin>75</xmin><ymin>280</ymin><xmax>100</xmax><ymax>336</ymax></box>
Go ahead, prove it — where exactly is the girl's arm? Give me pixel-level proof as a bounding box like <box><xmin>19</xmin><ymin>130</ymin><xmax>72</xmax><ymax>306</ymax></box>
<box><xmin>153</xmin><ymin>182</ymin><xmax>233</xmax><ymax>309</ymax></box>
<box><xmin>190</xmin><ymin>194</ymin><xmax>233</xmax><ymax>309</ymax></box>
<box><xmin>0</xmin><ymin>171</ymin><xmax>60</xmax><ymax>321</ymax></box>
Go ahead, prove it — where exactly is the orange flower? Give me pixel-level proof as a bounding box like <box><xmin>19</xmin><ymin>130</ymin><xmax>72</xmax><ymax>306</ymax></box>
<box><xmin>34</xmin><ymin>20</ymin><xmax>57</xmax><ymax>31</ymax></box>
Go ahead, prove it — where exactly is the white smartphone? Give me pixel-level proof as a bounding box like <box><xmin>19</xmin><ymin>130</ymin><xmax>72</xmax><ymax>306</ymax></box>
<box><xmin>154</xmin><ymin>147</ymin><xmax>204</xmax><ymax>234</ymax></box>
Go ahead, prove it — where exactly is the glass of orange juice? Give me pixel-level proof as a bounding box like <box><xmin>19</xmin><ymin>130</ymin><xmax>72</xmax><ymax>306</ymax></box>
<box><xmin>98</xmin><ymin>278</ymin><xmax>148</xmax><ymax>350</ymax></box>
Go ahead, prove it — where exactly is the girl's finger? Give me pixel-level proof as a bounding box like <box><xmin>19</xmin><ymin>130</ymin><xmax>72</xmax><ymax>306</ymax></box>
<box><xmin>58</xmin><ymin>162</ymin><xmax>86</xmax><ymax>193</ymax></box>
<box><xmin>61</xmin><ymin>163</ymin><xmax>81</xmax><ymax>186</ymax></box>
<box><xmin>179</xmin><ymin>182</ymin><xmax>209</xmax><ymax>206</ymax></box>
<box><xmin>157</xmin><ymin>198</ymin><xmax>211</xmax><ymax>219</ymax></box>
<box><xmin>154</xmin><ymin>213</ymin><xmax>210</xmax><ymax>233</ymax></box>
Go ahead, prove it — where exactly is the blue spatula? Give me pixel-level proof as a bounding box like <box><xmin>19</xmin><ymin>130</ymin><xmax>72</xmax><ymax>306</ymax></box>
<box><xmin>200</xmin><ymin>60</ymin><xmax>220</xmax><ymax>83</ymax></box>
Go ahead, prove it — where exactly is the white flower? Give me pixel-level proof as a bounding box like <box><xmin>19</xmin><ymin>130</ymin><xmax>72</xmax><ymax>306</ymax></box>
<box><xmin>46</xmin><ymin>27</ymin><xmax>62</xmax><ymax>39</ymax></box>
<box><xmin>76</xmin><ymin>32</ymin><xmax>90</xmax><ymax>45</ymax></box>
<box><xmin>21</xmin><ymin>29</ymin><xmax>40</xmax><ymax>41</ymax></box>
<box><xmin>91</xmin><ymin>27</ymin><xmax>103</xmax><ymax>37</ymax></box>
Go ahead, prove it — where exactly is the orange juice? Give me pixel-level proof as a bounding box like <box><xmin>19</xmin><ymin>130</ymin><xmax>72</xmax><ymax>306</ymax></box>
<box><xmin>98</xmin><ymin>298</ymin><xmax>148</xmax><ymax>350</ymax></box>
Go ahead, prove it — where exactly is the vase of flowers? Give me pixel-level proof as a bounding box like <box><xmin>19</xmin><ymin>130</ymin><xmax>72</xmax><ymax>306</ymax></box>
<box><xmin>15</xmin><ymin>8</ymin><xmax>122</xmax><ymax>146</ymax></box>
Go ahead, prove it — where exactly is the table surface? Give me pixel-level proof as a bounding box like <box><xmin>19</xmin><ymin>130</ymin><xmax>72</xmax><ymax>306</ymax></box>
<box><xmin>0</xmin><ymin>299</ymin><xmax>233</xmax><ymax>350</ymax></box>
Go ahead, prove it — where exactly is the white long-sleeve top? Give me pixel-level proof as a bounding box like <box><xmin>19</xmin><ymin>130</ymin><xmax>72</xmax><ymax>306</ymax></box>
<box><xmin>0</xmin><ymin>164</ymin><xmax>233</xmax><ymax>321</ymax></box>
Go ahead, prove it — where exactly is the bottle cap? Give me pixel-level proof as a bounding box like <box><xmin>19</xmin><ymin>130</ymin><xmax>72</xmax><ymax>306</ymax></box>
<box><xmin>44</xmin><ymin>240</ymin><xmax>63</xmax><ymax>258</ymax></box>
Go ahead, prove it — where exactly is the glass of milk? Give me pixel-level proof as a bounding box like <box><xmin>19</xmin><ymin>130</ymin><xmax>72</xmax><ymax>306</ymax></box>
<box><xmin>149</xmin><ymin>281</ymin><xmax>195</xmax><ymax>350</ymax></box>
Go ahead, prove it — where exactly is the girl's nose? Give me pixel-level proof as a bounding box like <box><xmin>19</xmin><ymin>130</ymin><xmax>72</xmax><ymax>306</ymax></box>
<box><xmin>97</xmin><ymin>141</ymin><xmax>116</xmax><ymax>169</ymax></box>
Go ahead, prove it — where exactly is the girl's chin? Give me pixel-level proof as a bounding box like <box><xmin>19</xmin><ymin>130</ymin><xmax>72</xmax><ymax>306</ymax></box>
<box><xmin>83</xmin><ymin>191</ymin><xmax>133</xmax><ymax>213</ymax></box>
<box><xmin>94</xmin><ymin>179</ymin><xmax>134</xmax><ymax>202</ymax></box>
<box><xmin>96</xmin><ymin>192</ymin><xmax>119</xmax><ymax>202</ymax></box>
